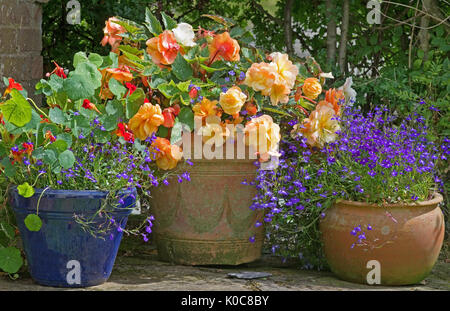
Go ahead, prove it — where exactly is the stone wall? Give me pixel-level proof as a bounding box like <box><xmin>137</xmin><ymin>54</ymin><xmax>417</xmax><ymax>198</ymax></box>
<box><xmin>0</xmin><ymin>0</ymin><xmax>48</xmax><ymax>103</ymax></box>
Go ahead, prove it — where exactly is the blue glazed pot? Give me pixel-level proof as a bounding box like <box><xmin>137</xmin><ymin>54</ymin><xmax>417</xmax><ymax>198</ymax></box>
<box><xmin>10</xmin><ymin>187</ymin><xmax>135</xmax><ymax>288</ymax></box>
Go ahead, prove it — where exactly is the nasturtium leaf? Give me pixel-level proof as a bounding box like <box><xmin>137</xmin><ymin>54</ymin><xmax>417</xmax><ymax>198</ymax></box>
<box><xmin>161</xmin><ymin>12</ymin><xmax>177</xmax><ymax>30</ymax></box>
<box><xmin>56</xmin><ymin>133</ymin><xmax>73</xmax><ymax>147</ymax></box>
<box><xmin>126</xmin><ymin>88</ymin><xmax>146</xmax><ymax>119</ymax></box>
<box><xmin>24</xmin><ymin>214</ymin><xmax>42</xmax><ymax>232</ymax></box>
<box><xmin>88</xmin><ymin>53</ymin><xmax>103</xmax><ymax>67</ymax></box>
<box><xmin>172</xmin><ymin>54</ymin><xmax>193</xmax><ymax>81</ymax></box>
<box><xmin>63</xmin><ymin>73</ymin><xmax>95</xmax><ymax>101</ymax></box>
<box><xmin>49</xmin><ymin>107</ymin><xmax>66</xmax><ymax>125</ymax></box>
<box><xmin>73</xmin><ymin>51</ymin><xmax>88</xmax><ymax>68</ymax></box>
<box><xmin>47</xmin><ymin>74</ymin><xmax>64</xmax><ymax>93</ymax></box>
<box><xmin>43</xmin><ymin>149</ymin><xmax>58</xmax><ymax>166</ymax></box>
<box><xmin>73</xmin><ymin>62</ymin><xmax>102</xmax><ymax>89</ymax></box>
<box><xmin>0</xmin><ymin>89</ymin><xmax>32</xmax><ymax>127</ymax></box>
<box><xmin>48</xmin><ymin>139</ymin><xmax>68</xmax><ymax>153</ymax></box>
<box><xmin>145</xmin><ymin>8</ymin><xmax>163</xmax><ymax>36</ymax></box>
<box><xmin>58</xmin><ymin>150</ymin><xmax>75</xmax><ymax>169</ymax></box>
<box><xmin>17</xmin><ymin>182</ymin><xmax>35</xmax><ymax>198</ymax></box>
<box><xmin>1</xmin><ymin>157</ymin><xmax>16</xmax><ymax>178</ymax></box>
<box><xmin>102</xmin><ymin>115</ymin><xmax>119</xmax><ymax>131</ymax></box>
<box><xmin>0</xmin><ymin>247</ymin><xmax>23</xmax><ymax>274</ymax></box>
<box><xmin>109</xmin><ymin>78</ymin><xmax>127</xmax><ymax>98</ymax></box>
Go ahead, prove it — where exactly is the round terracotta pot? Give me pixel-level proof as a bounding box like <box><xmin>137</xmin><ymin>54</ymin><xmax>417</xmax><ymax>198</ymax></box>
<box><xmin>150</xmin><ymin>157</ymin><xmax>264</xmax><ymax>265</ymax></box>
<box><xmin>319</xmin><ymin>193</ymin><xmax>444</xmax><ymax>285</ymax></box>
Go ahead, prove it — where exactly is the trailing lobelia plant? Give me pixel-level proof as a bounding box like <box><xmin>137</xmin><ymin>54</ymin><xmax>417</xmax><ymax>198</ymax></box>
<box><xmin>253</xmin><ymin>104</ymin><xmax>448</xmax><ymax>269</ymax></box>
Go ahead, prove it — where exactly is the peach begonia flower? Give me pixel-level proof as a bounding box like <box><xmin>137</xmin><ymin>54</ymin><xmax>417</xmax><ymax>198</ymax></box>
<box><xmin>150</xmin><ymin>137</ymin><xmax>183</xmax><ymax>170</ymax></box>
<box><xmin>302</xmin><ymin>77</ymin><xmax>322</xmax><ymax>100</ymax></box>
<box><xmin>244</xmin><ymin>62</ymin><xmax>278</xmax><ymax>96</ymax></box>
<box><xmin>270</xmin><ymin>52</ymin><xmax>298</xmax><ymax>89</ymax></box>
<box><xmin>294</xmin><ymin>104</ymin><xmax>340</xmax><ymax>148</ymax></box>
<box><xmin>201</xmin><ymin>115</ymin><xmax>230</xmax><ymax>147</ymax></box>
<box><xmin>245</xmin><ymin>53</ymin><xmax>298</xmax><ymax>106</ymax></box>
<box><xmin>101</xmin><ymin>17</ymin><xmax>126</xmax><ymax>52</ymax></box>
<box><xmin>219</xmin><ymin>86</ymin><xmax>247</xmax><ymax>116</ymax></box>
<box><xmin>128</xmin><ymin>102</ymin><xmax>164</xmax><ymax>141</ymax></box>
<box><xmin>146</xmin><ymin>30</ymin><xmax>181</xmax><ymax>66</ymax></box>
<box><xmin>192</xmin><ymin>98</ymin><xmax>218</xmax><ymax>122</ymax></box>
<box><xmin>208</xmin><ymin>32</ymin><xmax>240</xmax><ymax>63</ymax></box>
<box><xmin>244</xmin><ymin>115</ymin><xmax>281</xmax><ymax>161</ymax></box>
<box><xmin>269</xmin><ymin>81</ymin><xmax>291</xmax><ymax>106</ymax></box>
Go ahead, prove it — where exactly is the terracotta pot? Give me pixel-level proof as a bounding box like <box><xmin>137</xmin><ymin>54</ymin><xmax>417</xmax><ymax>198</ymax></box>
<box><xmin>150</xmin><ymin>156</ymin><xmax>264</xmax><ymax>265</ymax></box>
<box><xmin>319</xmin><ymin>193</ymin><xmax>444</xmax><ymax>285</ymax></box>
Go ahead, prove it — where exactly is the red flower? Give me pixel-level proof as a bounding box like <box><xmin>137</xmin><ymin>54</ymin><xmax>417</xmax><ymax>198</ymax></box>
<box><xmin>162</xmin><ymin>104</ymin><xmax>181</xmax><ymax>128</ymax></box>
<box><xmin>116</xmin><ymin>122</ymin><xmax>135</xmax><ymax>143</ymax></box>
<box><xmin>45</xmin><ymin>130</ymin><xmax>56</xmax><ymax>143</ymax></box>
<box><xmin>53</xmin><ymin>61</ymin><xmax>67</xmax><ymax>79</ymax></box>
<box><xmin>22</xmin><ymin>142</ymin><xmax>34</xmax><ymax>156</ymax></box>
<box><xmin>125</xmin><ymin>83</ymin><xmax>137</xmax><ymax>96</ymax></box>
<box><xmin>208</xmin><ymin>32</ymin><xmax>240</xmax><ymax>64</ymax></box>
<box><xmin>4</xmin><ymin>78</ymin><xmax>23</xmax><ymax>95</ymax></box>
<box><xmin>40</xmin><ymin>115</ymin><xmax>50</xmax><ymax>123</ymax></box>
<box><xmin>189</xmin><ymin>87</ymin><xmax>198</xmax><ymax>99</ymax></box>
<box><xmin>82</xmin><ymin>99</ymin><xmax>101</xmax><ymax>114</ymax></box>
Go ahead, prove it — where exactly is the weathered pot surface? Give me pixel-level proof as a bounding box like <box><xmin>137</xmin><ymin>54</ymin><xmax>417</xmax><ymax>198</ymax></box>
<box><xmin>320</xmin><ymin>193</ymin><xmax>444</xmax><ymax>285</ymax></box>
<box><xmin>151</xmin><ymin>155</ymin><xmax>264</xmax><ymax>265</ymax></box>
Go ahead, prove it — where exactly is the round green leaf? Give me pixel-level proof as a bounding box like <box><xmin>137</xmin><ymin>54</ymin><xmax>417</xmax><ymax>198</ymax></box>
<box><xmin>0</xmin><ymin>89</ymin><xmax>32</xmax><ymax>127</ymax></box>
<box><xmin>58</xmin><ymin>150</ymin><xmax>75</xmax><ymax>169</ymax></box>
<box><xmin>24</xmin><ymin>214</ymin><xmax>42</xmax><ymax>232</ymax></box>
<box><xmin>17</xmin><ymin>182</ymin><xmax>35</xmax><ymax>198</ymax></box>
<box><xmin>0</xmin><ymin>247</ymin><xmax>23</xmax><ymax>274</ymax></box>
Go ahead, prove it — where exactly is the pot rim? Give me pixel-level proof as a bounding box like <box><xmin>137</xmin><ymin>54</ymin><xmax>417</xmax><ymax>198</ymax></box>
<box><xmin>10</xmin><ymin>186</ymin><xmax>137</xmax><ymax>199</ymax></box>
<box><xmin>335</xmin><ymin>192</ymin><xmax>443</xmax><ymax>209</ymax></box>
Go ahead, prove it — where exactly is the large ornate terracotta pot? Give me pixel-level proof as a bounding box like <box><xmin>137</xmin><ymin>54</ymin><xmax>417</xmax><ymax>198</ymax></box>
<box><xmin>150</xmin><ymin>157</ymin><xmax>264</xmax><ymax>265</ymax></box>
<box><xmin>319</xmin><ymin>193</ymin><xmax>444</xmax><ymax>285</ymax></box>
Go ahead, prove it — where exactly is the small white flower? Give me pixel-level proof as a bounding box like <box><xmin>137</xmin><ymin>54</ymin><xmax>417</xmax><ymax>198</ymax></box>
<box><xmin>339</xmin><ymin>77</ymin><xmax>357</xmax><ymax>105</ymax></box>
<box><xmin>173</xmin><ymin>22</ymin><xmax>196</xmax><ymax>47</ymax></box>
<box><xmin>320</xmin><ymin>72</ymin><xmax>334</xmax><ymax>79</ymax></box>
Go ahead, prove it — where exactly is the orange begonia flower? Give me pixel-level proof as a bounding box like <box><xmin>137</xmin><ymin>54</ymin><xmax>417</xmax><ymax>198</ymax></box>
<box><xmin>192</xmin><ymin>98</ymin><xmax>219</xmax><ymax>122</ymax></box>
<box><xmin>106</xmin><ymin>65</ymin><xmax>133</xmax><ymax>82</ymax></box>
<box><xmin>302</xmin><ymin>77</ymin><xmax>322</xmax><ymax>100</ymax></box>
<box><xmin>208</xmin><ymin>32</ymin><xmax>240</xmax><ymax>63</ymax></box>
<box><xmin>321</xmin><ymin>88</ymin><xmax>345</xmax><ymax>115</ymax></box>
<box><xmin>128</xmin><ymin>102</ymin><xmax>164</xmax><ymax>141</ymax></box>
<box><xmin>150</xmin><ymin>137</ymin><xmax>183</xmax><ymax>170</ymax></box>
<box><xmin>146</xmin><ymin>30</ymin><xmax>181</xmax><ymax>66</ymax></box>
<box><xmin>101</xmin><ymin>17</ymin><xmax>126</xmax><ymax>52</ymax></box>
